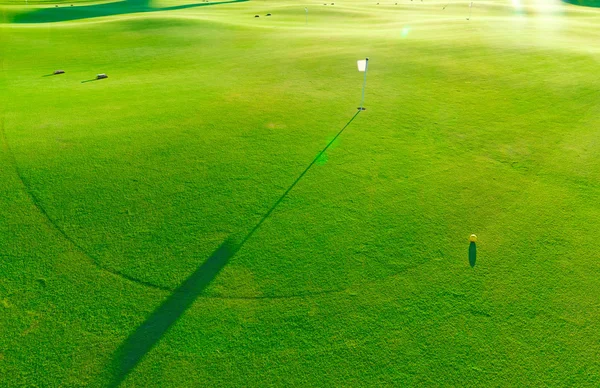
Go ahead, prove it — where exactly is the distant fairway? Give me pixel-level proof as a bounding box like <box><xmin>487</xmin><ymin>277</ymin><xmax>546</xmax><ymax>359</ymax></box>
<box><xmin>2</xmin><ymin>0</ymin><xmax>600</xmax><ymax>385</ymax></box>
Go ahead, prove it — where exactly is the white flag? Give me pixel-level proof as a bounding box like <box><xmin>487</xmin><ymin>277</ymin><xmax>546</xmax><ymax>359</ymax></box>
<box><xmin>305</xmin><ymin>7</ymin><xmax>308</xmax><ymax>12</ymax></box>
<box><xmin>469</xmin><ymin>1</ymin><xmax>473</xmax><ymax>6</ymax></box>
<box><xmin>357</xmin><ymin>59</ymin><xmax>368</xmax><ymax>72</ymax></box>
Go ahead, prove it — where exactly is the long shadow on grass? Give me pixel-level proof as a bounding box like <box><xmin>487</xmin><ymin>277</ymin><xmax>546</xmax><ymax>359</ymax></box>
<box><xmin>10</xmin><ymin>0</ymin><xmax>248</xmax><ymax>24</ymax></box>
<box><xmin>110</xmin><ymin>110</ymin><xmax>362</xmax><ymax>386</ymax></box>
<box><xmin>469</xmin><ymin>242</ymin><xmax>476</xmax><ymax>267</ymax></box>
<box><xmin>110</xmin><ymin>240</ymin><xmax>234</xmax><ymax>387</ymax></box>
<box><xmin>237</xmin><ymin>109</ymin><xmax>361</xmax><ymax>247</ymax></box>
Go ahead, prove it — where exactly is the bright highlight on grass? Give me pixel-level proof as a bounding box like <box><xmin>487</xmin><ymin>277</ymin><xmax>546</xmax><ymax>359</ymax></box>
<box><xmin>401</xmin><ymin>26</ymin><xmax>410</xmax><ymax>38</ymax></box>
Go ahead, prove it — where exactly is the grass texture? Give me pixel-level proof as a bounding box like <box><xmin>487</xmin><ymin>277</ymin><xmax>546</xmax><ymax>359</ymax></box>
<box><xmin>2</xmin><ymin>0</ymin><xmax>600</xmax><ymax>385</ymax></box>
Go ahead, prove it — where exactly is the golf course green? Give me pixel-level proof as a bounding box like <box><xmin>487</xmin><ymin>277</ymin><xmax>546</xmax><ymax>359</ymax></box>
<box><xmin>2</xmin><ymin>0</ymin><xmax>600</xmax><ymax>385</ymax></box>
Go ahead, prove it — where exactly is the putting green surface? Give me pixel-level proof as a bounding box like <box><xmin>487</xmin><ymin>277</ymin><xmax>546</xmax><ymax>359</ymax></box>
<box><xmin>2</xmin><ymin>0</ymin><xmax>600</xmax><ymax>385</ymax></box>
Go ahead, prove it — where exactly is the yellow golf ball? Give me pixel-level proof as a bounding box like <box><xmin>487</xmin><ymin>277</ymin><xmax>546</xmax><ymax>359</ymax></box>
<box><xmin>469</xmin><ymin>234</ymin><xmax>477</xmax><ymax>242</ymax></box>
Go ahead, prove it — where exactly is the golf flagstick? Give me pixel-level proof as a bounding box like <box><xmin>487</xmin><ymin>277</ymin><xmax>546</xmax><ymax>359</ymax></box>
<box><xmin>357</xmin><ymin>58</ymin><xmax>369</xmax><ymax>110</ymax></box>
<box><xmin>305</xmin><ymin>7</ymin><xmax>308</xmax><ymax>25</ymax></box>
<box><xmin>467</xmin><ymin>1</ymin><xmax>472</xmax><ymax>19</ymax></box>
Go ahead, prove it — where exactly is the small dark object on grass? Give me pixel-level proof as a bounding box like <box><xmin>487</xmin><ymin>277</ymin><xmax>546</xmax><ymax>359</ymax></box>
<box><xmin>266</xmin><ymin>13</ymin><xmax>271</xmax><ymax>16</ymax></box>
<box><xmin>55</xmin><ymin>4</ymin><xmax>58</xmax><ymax>6</ymax></box>
<box><xmin>54</xmin><ymin>70</ymin><xmax>65</xmax><ymax>75</ymax></box>
<box><xmin>255</xmin><ymin>14</ymin><xmax>259</xmax><ymax>17</ymax></box>
<box><xmin>97</xmin><ymin>73</ymin><xmax>108</xmax><ymax>79</ymax></box>
<box><xmin>331</xmin><ymin>2</ymin><xmax>334</xmax><ymax>4</ymax></box>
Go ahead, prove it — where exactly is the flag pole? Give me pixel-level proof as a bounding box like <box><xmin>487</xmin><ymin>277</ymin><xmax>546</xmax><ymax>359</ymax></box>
<box><xmin>358</xmin><ymin>57</ymin><xmax>369</xmax><ymax>111</ymax></box>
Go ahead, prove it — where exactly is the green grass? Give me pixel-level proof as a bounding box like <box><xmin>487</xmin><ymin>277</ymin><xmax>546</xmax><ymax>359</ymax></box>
<box><xmin>2</xmin><ymin>0</ymin><xmax>600</xmax><ymax>385</ymax></box>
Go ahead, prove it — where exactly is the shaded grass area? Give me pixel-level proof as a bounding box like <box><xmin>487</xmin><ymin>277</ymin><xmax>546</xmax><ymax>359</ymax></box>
<box><xmin>0</xmin><ymin>0</ymin><xmax>100</xmax><ymax>3</ymax></box>
<box><xmin>563</xmin><ymin>0</ymin><xmax>600</xmax><ymax>7</ymax></box>
<box><xmin>8</xmin><ymin>0</ymin><xmax>248</xmax><ymax>23</ymax></box>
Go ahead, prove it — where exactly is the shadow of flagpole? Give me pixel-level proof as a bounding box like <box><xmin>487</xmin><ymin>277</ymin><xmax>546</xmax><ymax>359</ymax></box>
<box><xmin>109</xmin><ymin>109</ymin><xmax>363</xmax><ymax>387</ymax></box>
<box><xmin>109</xmin><ymin>240</ymin><xmax>235</xmax><ymax>387</ymax></box>
<box><xmin>238</xmin><ymin>109</ymin><xmax>362</xmax><ymax>248</ymax></box>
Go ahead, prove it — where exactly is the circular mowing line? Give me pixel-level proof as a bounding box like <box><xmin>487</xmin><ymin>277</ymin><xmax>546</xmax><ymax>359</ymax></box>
<box><xmin>1</xmin><ymin>113</ymin><xmax>436</xmax><ymax>301</ymax></box>
<box><xmin>0</xmin><ymin>253</ymin><xmax>42</xmax><ymax>259</ymax></box>
<box><xmin>0</xmin><ymin>109</ymin><xmax>435</xmax><ymax>300</ymax></box>
<box><xmin>1</xmin><ymin>121</ymin><xmax>355</xmax><ymax>299</ymax></box>
<box><xmin>0</xmin><ymin>126</ymin><xmax>433</xmax><ymax>300</ymax></box>
<box><xmin>0</xmin><ymin>117</ymin><xmax>172</xmax><ymax>292</ymax></box>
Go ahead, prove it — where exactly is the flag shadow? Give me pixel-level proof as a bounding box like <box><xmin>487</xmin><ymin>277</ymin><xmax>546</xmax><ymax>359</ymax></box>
<box><xmin>108</xmin><ymin>110</ymin><xmax>363</xmax><ymax>386</ymax></box>
<box><xmin>109</xmin><ymin>240</ymin><xmax>234</xmax><ymax>387</ymax></box>
<box><xmin>469</xmin><ymin>242</ymin><xmax>476</xmax><ymax>267</ymax></box>
<box><xmin>237</xmin><ymin>110</ymin><xmax>361</xmax><ymax>247</ymax></box>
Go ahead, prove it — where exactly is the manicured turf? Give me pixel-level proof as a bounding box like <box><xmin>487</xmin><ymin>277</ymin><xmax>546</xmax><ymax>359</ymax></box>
<box><xmin>2</xmin><ymin>0</ymin><xmax>600</xmax><ymax>385</ymax></box>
